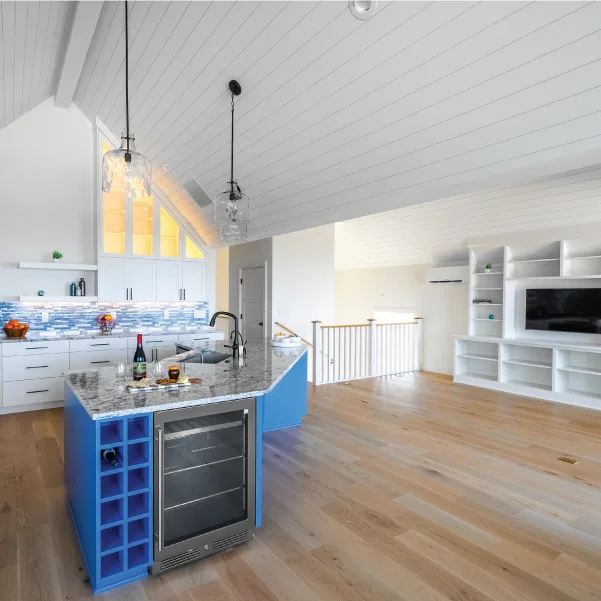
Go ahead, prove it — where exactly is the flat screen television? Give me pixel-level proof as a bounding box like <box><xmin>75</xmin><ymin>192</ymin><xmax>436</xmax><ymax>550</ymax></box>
<box><xmin>526</xmin><ymin>288</ymin><xmax>601</xmax><ymax>334</ymax></box>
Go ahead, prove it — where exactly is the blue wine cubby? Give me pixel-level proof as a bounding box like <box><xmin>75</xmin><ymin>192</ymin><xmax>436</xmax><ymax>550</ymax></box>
<box><xmin>65</xmin><ymin>393</ymin><xmax>153</xmax><ymax>595</ymax></box>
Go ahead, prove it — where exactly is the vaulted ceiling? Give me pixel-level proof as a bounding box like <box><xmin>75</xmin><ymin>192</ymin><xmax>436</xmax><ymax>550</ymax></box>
<box><xmin>3</xmin><ymin>1</ymin><xmax>601</xmax><ymax>247</ymax></box>
<box><xmin>336</xmin><ymin>165</ymin><xmax>601</xmax><ymax>270</ymax></box>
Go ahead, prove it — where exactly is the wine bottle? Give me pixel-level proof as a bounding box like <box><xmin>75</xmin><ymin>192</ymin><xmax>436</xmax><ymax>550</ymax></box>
<box><xmin>101</xmin><ymin>448</ymin><xmax>119</xmax><ymax>467</ymax></box>
<box><xmin>132</xmin><ymin>334</ymin><xmax>146</xmax><ymax>381</ymax></box>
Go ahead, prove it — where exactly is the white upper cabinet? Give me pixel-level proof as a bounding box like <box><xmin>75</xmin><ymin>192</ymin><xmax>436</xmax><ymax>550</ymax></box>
<box><xmin>98</xmin><ymin>257</ymin><xmax>128</xmax><ymax>302</ymax></box>
<box><xmin>128</xmin><ymin>259</ymin><xmax>157</xmax><ymax>302</ymax></box>
<box><xmin>97</xmin><ymin>131</ymin><xmax>208</xmax><ymax>302</ymax></box>
<box><xmin>98</xmin><ymin>133</ymin><xmax>207</xmax><ymax>263</ymax></box>
<box><xmin>156</xmin><ymin>260</ymin><xmax>182</xmax><ymax>302</ymax></box>
<box><xmin>182</xmin><ymin>262</ymin><xmax>206</xmax><ymax>302</ymax></box>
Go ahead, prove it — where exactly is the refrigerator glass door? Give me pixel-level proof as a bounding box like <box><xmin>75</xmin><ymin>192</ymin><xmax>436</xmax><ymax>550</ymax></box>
<box><xmin>162</xmin><ymin>409</ymin><xmax>248</xmax><ymax>547</ymax></box>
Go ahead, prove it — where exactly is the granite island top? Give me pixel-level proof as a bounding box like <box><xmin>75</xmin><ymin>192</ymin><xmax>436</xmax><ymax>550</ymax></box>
<box><xmin>0</xmin><ymin>325</ymin><xmax>221</xmax><ymax>344</ymax></box>
<box><xmin>65</xmin><ymin>339</ymin><xmax>308</xmax><ymax>420</ymax></box>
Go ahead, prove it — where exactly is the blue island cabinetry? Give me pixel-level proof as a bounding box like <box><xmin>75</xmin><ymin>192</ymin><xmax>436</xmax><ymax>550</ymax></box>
<box><xmin>65</xmin><ymin>384</ymin><xmax>153</xmax><ymax>594</ymax></box>
<box><xmin>64</xmin><ymin>348</ymin><xmax>308</xmax><ymax>594</ymax></box>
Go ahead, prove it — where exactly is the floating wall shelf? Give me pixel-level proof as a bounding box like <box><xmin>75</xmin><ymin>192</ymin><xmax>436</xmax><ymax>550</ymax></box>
<box><xmin>19</xmin><ymin>262</ymin><xmax>98</xmax><ymax>271</ymax></box>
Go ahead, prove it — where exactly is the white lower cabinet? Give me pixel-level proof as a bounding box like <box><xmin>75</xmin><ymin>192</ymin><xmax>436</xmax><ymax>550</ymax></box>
<box><xmin>3</xmin><ymin>377</ymin><xmax>64</xmax><ymax>407</ymax></box>
<box><xmin>127</xmin><ymin>334</ymin><xmax>180</xmax><ymax>362</ymax></box>
<box><xmin>69</xmin><ymin>349</ymin><xmax>127</xmax><ymax>371</ymax></box>
<box><xmin>3</xmin><ymin>353</ymin><xmax>70</xmax><ymax>381</ymax></box>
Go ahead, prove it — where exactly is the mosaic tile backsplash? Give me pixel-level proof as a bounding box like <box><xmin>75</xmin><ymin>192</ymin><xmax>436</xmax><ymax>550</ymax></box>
<box><xmin>0</xmin><ymin>301</ymin><xmax>210</xmax><ymax>333</ymax></box>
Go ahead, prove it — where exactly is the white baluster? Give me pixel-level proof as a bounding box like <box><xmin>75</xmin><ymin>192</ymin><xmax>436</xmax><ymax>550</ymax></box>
<box><xmin>312</xmin><ymin>321</ymin><xmax>321</xmax><ymax>385</ymax></box>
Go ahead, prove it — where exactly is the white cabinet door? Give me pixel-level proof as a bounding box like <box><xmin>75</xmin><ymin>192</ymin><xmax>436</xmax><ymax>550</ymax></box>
<box><xmin>156</xmin><ymin>260</ymin><xmax>181</xmax><ymax>301</ymax></box>
<box><xmin>181</xmin><ymin>262</ymin><xmax>206</xmax><ymax>302</ymax></box>
<box><xmin>98</xmin><ymin>257</ymin><xmax>128</xmax><ymax>301</ymax></box>
<box><xmin>128</xmin><ymin>259</ymin><xmax>156</xmax><ymax>301</ymax></box>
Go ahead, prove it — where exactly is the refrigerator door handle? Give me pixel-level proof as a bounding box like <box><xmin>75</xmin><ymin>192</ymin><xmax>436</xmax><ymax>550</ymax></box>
<box><xmin>157</xmin><ymin>427</ymin><xmax>164</xmax><ymax>551</ymax></box>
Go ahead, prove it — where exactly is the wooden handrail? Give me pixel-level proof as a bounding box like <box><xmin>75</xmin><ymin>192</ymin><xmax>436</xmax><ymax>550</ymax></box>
<box><xmin>274</xmin><ymin>321</ymin><xmax>312</xmax><ymax>347</ymax></box>
<box><xmin>321</xmin><ymin>321</ymin><xmax>418</xmax><ymax>328</ymax></box>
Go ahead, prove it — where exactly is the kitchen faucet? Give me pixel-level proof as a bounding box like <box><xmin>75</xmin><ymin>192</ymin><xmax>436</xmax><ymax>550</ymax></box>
<box><xmin>208</xmin><ymin>312</ymin><xmax>240</xmax><ymax>358</ymax></box>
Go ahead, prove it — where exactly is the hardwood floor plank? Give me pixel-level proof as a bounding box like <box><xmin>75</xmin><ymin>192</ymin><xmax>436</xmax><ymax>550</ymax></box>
<box><xmin>0</xmin><ymin>458</ymin><xmax>16</xmax><ymax>569</ymax></box>
<box><xmin>0</xmin><ymin>372</ymin><xmax>600</xmax><ymax>600</ymax></box>
<box><xmin>35</xmin><ymin>438</ymin><xmax>63</xmax><ymax>490</ymax></box>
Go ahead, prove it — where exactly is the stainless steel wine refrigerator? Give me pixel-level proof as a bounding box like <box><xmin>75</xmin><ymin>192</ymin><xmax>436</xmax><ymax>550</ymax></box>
<box><xmin>152</xmin><ymin>398</ymin><xmax>256</xmax><ymax>573</ymax></box>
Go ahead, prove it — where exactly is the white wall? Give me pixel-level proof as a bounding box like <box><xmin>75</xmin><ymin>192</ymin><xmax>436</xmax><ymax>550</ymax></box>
<box><xmin>272</xmin><ymin>224</ymin><xmax>336</xmax><ymax>343</ymax></box>
<box><xmin>335</xmin><ymin>265</ymin><xmax>468</xmax><ymax>375</ymax></box>
<box><xmin>228</xmin><ymin>238</ymin><xmax>272</xmax><ymax>338</ymax></box>
<box><xmin>0</xmin><ymin>99</ymin><xmax>95</xmax><ymax>300</ymax></box>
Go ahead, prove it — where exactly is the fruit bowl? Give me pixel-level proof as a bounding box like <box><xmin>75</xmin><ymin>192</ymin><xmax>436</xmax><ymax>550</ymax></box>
<box><xmin>3</xmin><ymin>321</ymin><xmax>29</xmax><ymax>338</ymax></box>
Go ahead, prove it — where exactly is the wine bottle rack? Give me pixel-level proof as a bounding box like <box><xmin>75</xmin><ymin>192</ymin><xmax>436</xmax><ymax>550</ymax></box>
<box><xmin>97</xmin><ymin>414</ymin><xmax>153</xmax><ymax>589</ymax></box>
<box><xmin>65</xmin><ymin>396</ymin><xmax>153</xmax><ymax>595</ymax></box>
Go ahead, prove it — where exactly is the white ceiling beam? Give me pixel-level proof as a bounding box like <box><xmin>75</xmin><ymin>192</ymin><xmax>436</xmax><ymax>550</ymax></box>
<box><xmin>55</xmin><ymin>1</ymin><xmax>104</xmax><ymax>109</ymax></box>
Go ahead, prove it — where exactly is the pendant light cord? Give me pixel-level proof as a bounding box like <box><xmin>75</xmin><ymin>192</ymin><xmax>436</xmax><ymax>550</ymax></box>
<box><xmin>230</xmin><ymin>92</ymin><xmax>235</xmax><ymax>198</ymax></box>
<box><xmin>124</xmin><ymin>0</ymin><xmax>131</xmax><ymax>161</ymax></box>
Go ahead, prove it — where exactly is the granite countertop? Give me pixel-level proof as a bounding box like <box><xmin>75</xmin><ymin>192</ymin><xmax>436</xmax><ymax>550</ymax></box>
<box><xmin>0</xmin><ymin>326</ymin><xmax>221</xmax><ymax>344</ymax></box>
<box><xmin>65</xmin><ymin>339</ymin><xmax>308</xmax><ymax>420</ymax></box>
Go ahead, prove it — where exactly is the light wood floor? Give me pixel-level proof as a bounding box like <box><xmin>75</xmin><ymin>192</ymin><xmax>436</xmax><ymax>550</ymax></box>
<box><xmin>2</xmin><ymin>373</ymin><xmax>601</xmax><ymax>601</ymax></box>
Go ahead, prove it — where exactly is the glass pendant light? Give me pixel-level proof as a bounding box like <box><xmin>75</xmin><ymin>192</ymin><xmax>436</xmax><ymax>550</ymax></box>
<box><xmin>102</xmin><ymin>1</ymin><xmax>151</xmax><ymax>197</ymax></box>
<box><xmin>216</xmin><ymin>80</ymin><xmax>249</xmax><ymax>242</ymax></box>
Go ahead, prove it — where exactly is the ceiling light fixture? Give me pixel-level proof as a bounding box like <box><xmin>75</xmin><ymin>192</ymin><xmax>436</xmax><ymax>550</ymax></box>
<box><xmin>215</xmin><ymin>80</ymin><xmax>249</xmax><ymax>243</ymax></box>
<box><xmin>102</xmin><ymin>0</ymin><xmax>151</xmax><ymax>197</ymax></box>
<box><xmin>348</xmin><ymin>0</ymin><xmax>378</xmax><ymax>20</ymax></box>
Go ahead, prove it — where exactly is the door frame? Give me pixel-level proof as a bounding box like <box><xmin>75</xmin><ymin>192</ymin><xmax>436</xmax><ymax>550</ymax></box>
<box><xmin>238</xmin><ymin>261</ymin><xmax>267</xmax><ymax>341</ymax></box>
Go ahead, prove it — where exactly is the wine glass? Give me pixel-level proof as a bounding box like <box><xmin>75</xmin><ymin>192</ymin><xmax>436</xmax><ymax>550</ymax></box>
<box><xmin>115</xmin><ymin>361</ymin><xmax>127</xmax><ymax>379</ymax></box>
<box><xmin>153</xmin><ymin>361</ymin><xmax>165</xmax><ymax>378</ymax></box>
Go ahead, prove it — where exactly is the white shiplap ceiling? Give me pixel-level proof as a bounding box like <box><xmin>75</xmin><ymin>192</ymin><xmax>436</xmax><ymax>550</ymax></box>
<box><xmin>0</xmin><ymin>1</ymin><xmax>73</xmax><ymax>129</ymax></box>
<box><xmin>5</xmin><ymin>1</ymin><xmax>601</xmax><ymax>248</ymax></box>
<box><xmin>335</xmin><ymin>165</ymin><xmax>601</xmax><ymax>270</ymax></box>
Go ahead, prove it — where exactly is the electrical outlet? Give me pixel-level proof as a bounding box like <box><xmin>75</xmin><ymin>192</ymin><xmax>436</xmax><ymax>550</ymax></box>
<box><xmin>41</xmin><ymin>311</ymin><xmax>49</xmax><ymax>323</ymax></box>
<box><xmin>164</xmin><ymin>309</ymin><xmax>170</xmax><ymax>319</ymax></box>
<box><xmin>194</xmin><ymin>309</ymin><xmax>202</xmax><ymax>319</ymax></box>
<box><xmin>111</xmin><ymin>311</ymin><xmax>117</xmax><ymax>321</ymax></box>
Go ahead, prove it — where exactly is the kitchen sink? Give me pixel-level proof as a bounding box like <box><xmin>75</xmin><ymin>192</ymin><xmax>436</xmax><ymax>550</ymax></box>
<box><xmin>181</xmin><ymin>351</ymin><xmax>231</xmax><ymax>365</ymax></box>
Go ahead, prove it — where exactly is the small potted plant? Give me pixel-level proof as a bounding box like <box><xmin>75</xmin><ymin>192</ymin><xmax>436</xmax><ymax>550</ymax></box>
<box><xmin>52</xmin><ymin>250</ymin><xmax>63</xmax><ymax>263</ymax></box>
<box><xmin>485</xmin><ymin>263</ymin><xmax>492</xmax><ymax>273</ymax></box>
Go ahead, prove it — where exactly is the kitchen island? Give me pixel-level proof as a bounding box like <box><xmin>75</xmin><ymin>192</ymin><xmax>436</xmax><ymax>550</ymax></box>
<box><xmin>64</xmin><ymin>339</ymin><xmax>308</xmax><ymax>594</ymax></box>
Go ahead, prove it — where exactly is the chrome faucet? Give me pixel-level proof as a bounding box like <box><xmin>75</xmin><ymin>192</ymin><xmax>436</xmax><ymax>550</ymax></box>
<box><xmin>208</xmin><ymin>312</ymin><xmax>240</xmax><ymax>358</ymax></box>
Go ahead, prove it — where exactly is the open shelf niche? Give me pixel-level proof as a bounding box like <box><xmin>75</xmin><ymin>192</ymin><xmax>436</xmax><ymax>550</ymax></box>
<box><xmin>469</xmin><ymin>246</ymin><xmax>505</xmax><ymax>338</ymax></box>
<box><xmin>556</xmin><ymin>349</ymin><xmax>601</xmax><ymax>399</ymax></box>
<box><xmin>506</xmin><ymin>241</ymin><xmax>561</xmax><ymax>279</ymax></box>
<box><xmin>500</xmin><ymin>344</ymin><xmax>553</xmax><ymax>391</ymax></box>
<box><xmin>455</xmin><ymin>339</ymin><xmax>499</xmax><ymax>381</ymax></box>
<box><xmin>562</xmin><ymin>239</ymin><xmax>601</xmax><ymax>278</ymax></box>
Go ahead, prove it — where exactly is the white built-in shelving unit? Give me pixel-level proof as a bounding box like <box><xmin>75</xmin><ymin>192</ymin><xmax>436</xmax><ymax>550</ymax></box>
<box><xmin>455</xmin><ymin>236</ymin><xmax>601</xmax><ymax>411</ymax></box>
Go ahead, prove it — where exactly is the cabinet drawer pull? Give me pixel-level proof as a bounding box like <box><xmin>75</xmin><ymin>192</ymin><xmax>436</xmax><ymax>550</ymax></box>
<box><xmin>90</xmin><ymin>360</ymin><xmax>111</xmax><ymax>364</ymax></box>
<box><xmin>25</xmin><ymin>365</ymin><xmax>49</xmax><ymax>369</ymax></box>
<box><xmin>147</xmin><ymin>340</ymin><xmax>162</xmax><ymax>343</ymax></box>
<box><xmin>90</xmin><ymin>343</ymin><xmax>110</xmax><ymax>347</ymax></box>
<box><xmin>26</xmin><ymin>389</ymin><xmax>50</xmax><ymax>394</ymax></box>
<box><xmin>25</xmin><ymin>346</ymin><xmax>48</xmax><ymax>350</ymax></box>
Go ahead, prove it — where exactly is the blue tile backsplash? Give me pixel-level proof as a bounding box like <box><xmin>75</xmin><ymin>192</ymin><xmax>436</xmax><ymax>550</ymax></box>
<box><xmin>0</xmin><ymin>301</ymin><xmax>209</xmax><ymax>333</ymax></box>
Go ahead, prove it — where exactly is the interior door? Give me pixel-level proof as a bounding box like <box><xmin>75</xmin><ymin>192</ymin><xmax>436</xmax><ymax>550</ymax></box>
<box><xmin>156</xmin><ymin>260</ymin><xmax>181</xmax><ymax>301</ymax></box>
<box><xmin>181</xmin><ymin>262</ymin><xmax>206</xmax><ymax>301</ymax></box>
<box><xmin>241</xmin><ymin>267</ymin><xmax>264</xmax><ymax>341</ymax></box>
<box><xmin>98</xmin><ymin>257</ymin><xmax>128</xmax><ymax>301</ymax></box>
<box><xmin>128</xmin><ymin>259</ymin><xmax>156</xmax><ymax>301</ymax></box>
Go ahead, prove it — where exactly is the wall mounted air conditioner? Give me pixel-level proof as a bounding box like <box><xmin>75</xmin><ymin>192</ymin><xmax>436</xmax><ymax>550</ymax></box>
<box><xmin>426</xmin><ymin>266</ymin><xmax>469</xmax><ymax>284</ymax></box>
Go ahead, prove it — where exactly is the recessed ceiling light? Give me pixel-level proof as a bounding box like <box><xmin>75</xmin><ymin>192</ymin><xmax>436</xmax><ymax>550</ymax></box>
<box><xmin>348</xmin><ymin>0</ymin><xmax>377</xmax><ymax>20</ymax></box>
